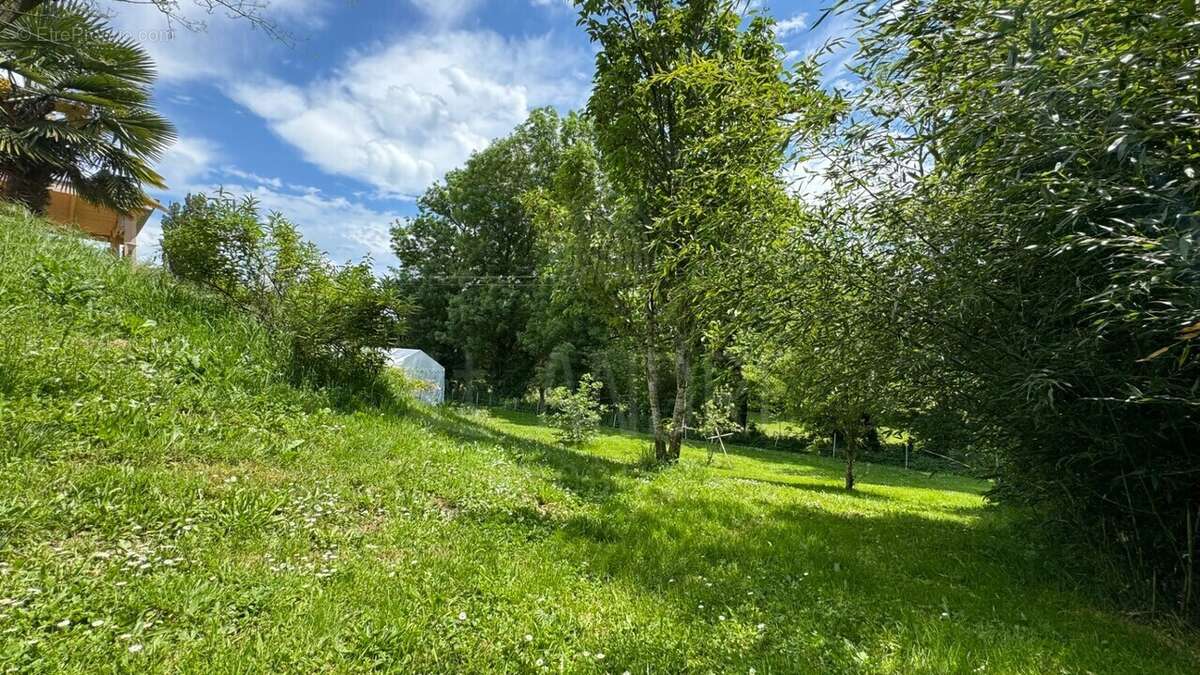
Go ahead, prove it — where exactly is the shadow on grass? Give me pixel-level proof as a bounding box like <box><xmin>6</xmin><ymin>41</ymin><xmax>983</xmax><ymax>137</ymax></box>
<box><xmin>410</xmin><ymin>406</ymin><xmax>636</xmax><ymax>502</ymax></box>
<box><xmin>482</xmin><ymin>408</ymin><xmax>987</xmax><ymax>497</ymax></box>
<box><xmin>551</xmin><ymin>487</ymin><xmax>1200</xmax><ymax>672</ymax></box>
<box><xmin>714</xmin><ymin>441</ymin><xmax>988</xmax><ymax>496</ymax></box>
<box><xmin>472</xmin><ymin>408</ymin><xmax>988</xmax><ymax>509</ymax></box>
<box><xmin>387</xmin><ymin>406</ymin><xmax>1196</xmax><ymax>671</ymax></box>
<box><xmin>740</xmin><ymin>476</ymin><xmax>894</xmax><ymax>502</ymax></box>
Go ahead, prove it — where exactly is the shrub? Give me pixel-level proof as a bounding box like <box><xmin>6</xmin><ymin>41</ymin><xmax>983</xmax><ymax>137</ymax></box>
<box><xmin>545</xmin><ymin>373</ymin><xmax>605</xmax><ymax>445</ymax></box>
<box><xmin>161</xmin><ymin>192</ymin><xmax>409</xmax><ymax>394</ymax></box>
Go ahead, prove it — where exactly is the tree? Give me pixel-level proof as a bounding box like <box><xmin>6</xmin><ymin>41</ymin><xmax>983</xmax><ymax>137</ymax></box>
<box><xmin>579</xmin><ymin>0</ymin><xmax>827</xmax><ymax>461</ymax></box>
<box><xmin>810</xmin><ymin>0</ymin><xmax>1200</xmax><ymax>613</ymax></box>
<box><xmin>0</xmin><ymin>1</ymin><xmax>175</xmax><ymax>213</ymax></box>
<box><xmin>392</xmin><ymin>109</ymin><xmax>615</xmax><ymax>401</ymax></box>
<box><xmin>736</xmin><ymin>218</ymin><xmax>903</xmax><ymax>490</ymax></box>
<box><xmin>546</xmin><ymin>373</ymin><xmax>606</xmax><ymax>445</ymax></box>
<box><xmin>696</xmin><ymin>384</ymin><xmax>741</xmax><ymax>464</ymax></box>
<box><xmin>391</xmin><ymin>109</ymin><xmax>572</xmax><ymax>398</ymax></box>
<box><xmin>521</xmin><ymin>113</ymin><xmax>648</xmax><ymax>426</ymax></box>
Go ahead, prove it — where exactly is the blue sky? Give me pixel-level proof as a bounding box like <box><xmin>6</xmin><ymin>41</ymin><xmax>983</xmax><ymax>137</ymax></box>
<box><xmin>108</xmin><ymin>0</ymin><xmax>856</xmax><ymax>270</ymax></box>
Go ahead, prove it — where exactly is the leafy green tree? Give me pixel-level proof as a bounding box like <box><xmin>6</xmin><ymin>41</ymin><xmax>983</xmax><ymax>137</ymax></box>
<box><xmin>521</xmin><ymin>113</ymin><xmax>646</xmax><ymax>421</ymax></box>
<box><xmin>579</xmin><ymin>0</ymin><xmax>830</xmax><ymax>461</ymax></box>
<box><xmin>737</xmin><ymin>222</ymin><xmax>903</xmax><ymax>489</ymax></box>
<box><xmin>0</xmin><ymin>1</ymin><xmax>175</xmax><ymax>213</ymax></box>
<box><xmin>808</xmin><ymin>0</ymin><xmax>1200</xmax><ymax>612</ymax></box>
<box><xmin>392</xmin><ymin>109</ymin><xmax>575</xmax><ymax>398</ymax></box>
<box><xmin>696</xmin><ymin>384</ymin><xmax>741</xmax><ymax>464</ymax></box>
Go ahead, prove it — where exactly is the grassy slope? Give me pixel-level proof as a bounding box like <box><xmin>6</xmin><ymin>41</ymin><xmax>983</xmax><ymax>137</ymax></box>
<box><xmin>1</xmin><ymin>212</ymin><xmax>1197</xmax><ymax>673</ymax></box>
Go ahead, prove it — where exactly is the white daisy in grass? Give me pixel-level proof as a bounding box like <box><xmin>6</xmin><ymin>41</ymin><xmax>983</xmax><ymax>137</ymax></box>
<box><xmin>457</xmin><ymin>611</ymin><xmax>467</xmax><ymax>621</ymax></box>
<box><xmin>128</xmin><ymin>644</ymin><xmax>144</xmax><ymax>653</ymax></box>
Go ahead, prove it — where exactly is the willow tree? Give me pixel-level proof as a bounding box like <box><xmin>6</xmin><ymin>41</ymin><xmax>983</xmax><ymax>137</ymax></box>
<box><xmin>810</xmin><ymin>0</ymin><xmax>1200</xmax><ymax>614</ymax></box>
<box><xmin>578</xmin><ymin>0</ymin><xmax>828</xmax><ymax>461</ymax></box>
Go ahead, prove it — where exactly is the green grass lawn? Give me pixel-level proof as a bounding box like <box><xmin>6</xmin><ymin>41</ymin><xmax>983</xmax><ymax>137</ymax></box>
<box><xmin>748</xmin><ymin>412</ymin><xmax>808</xmax><ymax>440</ymax></box>
<box><xmin>2</xmin><ymin>212</ymin><xmax>1198</xmax><ymax>672</ymax></box>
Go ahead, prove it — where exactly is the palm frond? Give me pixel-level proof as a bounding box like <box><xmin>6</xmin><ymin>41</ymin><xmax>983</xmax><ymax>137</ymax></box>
<box><xmin>0</xmin><ymin>0</ymin><xmax>176</xmax><ymax>208</ymax></box>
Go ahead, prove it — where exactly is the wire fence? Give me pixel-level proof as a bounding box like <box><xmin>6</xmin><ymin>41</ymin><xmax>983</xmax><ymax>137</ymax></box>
<box><xmin>445</xmin><ymin>387</ymin><xmax>816</xmax><ymax>454</ymax></box>
<box><xmin>444</xmin><ymin>387</ymin><xmax>971</xmax><ymax>475</ymax></box>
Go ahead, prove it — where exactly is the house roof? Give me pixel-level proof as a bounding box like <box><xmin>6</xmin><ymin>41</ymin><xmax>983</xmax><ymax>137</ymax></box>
<box><xmin>2</xmin><ymin>173</ymin><xmax>161</xmax><ymax>247</ymax></box>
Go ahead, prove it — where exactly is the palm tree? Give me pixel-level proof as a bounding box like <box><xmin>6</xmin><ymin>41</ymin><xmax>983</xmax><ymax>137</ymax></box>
<box><xmin>0</xmin><ymin>1</ymin><xmax>176</xmax><ymax>214</ymax></box>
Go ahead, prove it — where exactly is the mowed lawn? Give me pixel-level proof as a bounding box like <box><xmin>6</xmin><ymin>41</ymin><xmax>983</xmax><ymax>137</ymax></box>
<box><xmin>1</xmin><ymin>216</ymin><xmax>1197</xmax><ymax>673</ymax></box>
<box><xmin>2</xmin><ymin>404</ymin><xmax>1197</xmax><ymax>672</ymax></box>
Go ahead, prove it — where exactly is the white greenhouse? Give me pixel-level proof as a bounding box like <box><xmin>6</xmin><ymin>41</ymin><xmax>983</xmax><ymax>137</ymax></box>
<box><xmin>385</xmin><ymin>348</ymin><xmax>445</xmax><ymax>405</ymax></box>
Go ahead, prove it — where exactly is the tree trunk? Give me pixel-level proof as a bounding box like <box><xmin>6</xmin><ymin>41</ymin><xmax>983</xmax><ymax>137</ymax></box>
<box><xmin>645</xmin><ymin>346</ymin><xmax>665</xmax><ymax>459</ymax></box>
<box><xmin>2</xmin><ymin>164</ymin><xmax>53</xmax><ymax>214</ymax></box>
<box><xmin>732</xmin><ymin>358</ymin><xmax>749</xmax><ymax>430</ymax></box>
<box><xmin>666</xmin><ymin>336</ymin><xmax>692</xmax><ymax>461</ymax></box>
<box><xmin>627</xmin><ymin>350</ymin><xmax>641</xmax><ymax>432</ymax></box>
<box><xmin>644</xmin><ymin>299</ymin><xmax>666</xmax><ymax>460</ymax></box>
<box><xmin>844</xmin><ymin>438</ymin><xmax>857</xmax><ymax>491</ymax></box>
<box><xmin>602</xmin><ymin>361</ymin><xmax>622</xmax><ymax>428</ymax></box>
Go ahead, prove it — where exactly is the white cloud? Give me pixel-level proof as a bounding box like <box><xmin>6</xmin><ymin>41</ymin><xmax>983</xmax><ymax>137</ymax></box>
<box><xmin>783</xmin><ymin>155</ymin><xmax>833</xmax><ymax>202</ymax></box>
<box><xmin>232</xmin><ymin>183</ymin><xmax>403</xmax><ymax>267</ymax></box>
<box><xmin>230</xmin><ymin>30</ymin><xmax>590</xmax><ymax>197</ymax></box>
<box><xmin>220</xmin><ymin>166</ymin><xmax>284</xmax><ymax>189</ymax></box>
<box><xmin>774</xmin><ymin>13</ymin><xmax>808</xmax><ymax>37</ymax></box>
<box><xmin>156</xmin><ymin>135</ymin><xmax>219</xmax><ymax>189</ymax></box>
<box><xmin>141</xmin><ymin>138</ymin><xmax>402</xmax><ymax>270</ymax></box>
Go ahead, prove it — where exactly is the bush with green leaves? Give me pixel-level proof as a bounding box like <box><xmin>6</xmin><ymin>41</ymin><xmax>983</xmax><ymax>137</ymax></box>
<box><xmin>545</xmin><ymin>373</ymin><xmax>605</xmax><ymax>445</ymax></box>
<box><xmin>161</xmin><ymin>192</ymin><xmax>410</xmax><ymax>395</ymax></box>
